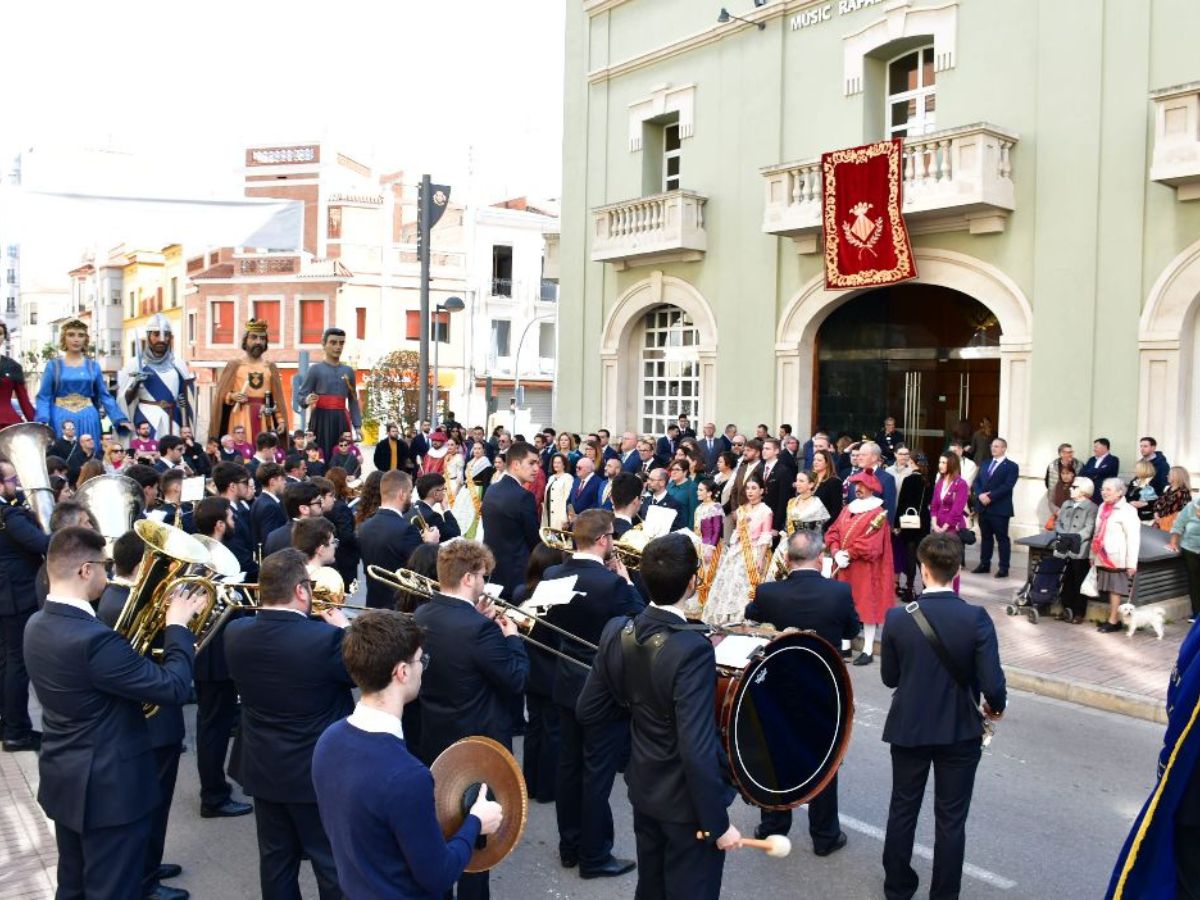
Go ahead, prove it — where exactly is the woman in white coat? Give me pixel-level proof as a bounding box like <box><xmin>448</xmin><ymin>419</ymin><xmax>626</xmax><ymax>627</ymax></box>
<box><xmin>1093</xmin><ymin>477</ymin><xmax>1142</xmax><ymax>633</ymax></box>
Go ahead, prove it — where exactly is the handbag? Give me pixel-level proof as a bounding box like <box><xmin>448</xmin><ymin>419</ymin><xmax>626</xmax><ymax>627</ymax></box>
<box><xmin>957</xmin><ymin>527</ymin><xmax>976</xmax><ymax>545</ymax></box>
<box><xmin>899</xmin><ymin>507</ymin><xmax>922</xmax><ymax>530</ymax></box>
<box><xmin>905</xmin><ymin>602</ymin><xmax>995</xmax><ymax>747</ymax></box>
<box><xmin>1080</xmin><ymin>565</ymin><xmax>1099</xmax><ymax>598</ymax></box>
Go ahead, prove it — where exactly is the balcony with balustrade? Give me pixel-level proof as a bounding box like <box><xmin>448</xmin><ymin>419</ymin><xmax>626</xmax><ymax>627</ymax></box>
<box><xmin>1150</xmin><ymin>82</ymin><xmax>1200</xmax><ymax>201</ymax></box>
<box><xmin>591</xmin><ymin>190</ymin><xmax>707</xmax><ymax>270</ymax></box>
<box><xmin>761</xmin><ymin>124</ymin><xmax>1018</xmax><ymax>253</ymax></box>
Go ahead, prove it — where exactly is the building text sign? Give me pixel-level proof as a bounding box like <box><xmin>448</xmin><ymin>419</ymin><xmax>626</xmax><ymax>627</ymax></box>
<box><xmin>791</xmin><ymin>0</ymin><xmax>886</xmax><ymax>31</ymax></box>
<box><xmin>246</xmin><ymin>145</ymin><xmax>320</xmax><ymax>166</ymax></box>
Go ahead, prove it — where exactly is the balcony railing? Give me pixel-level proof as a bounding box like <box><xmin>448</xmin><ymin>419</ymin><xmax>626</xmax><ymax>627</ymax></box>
<box><xmin>491</xmin><ymin>277</ymin><xmax>513</xmax><ymax>297</ymax></box>
<box><xmin>761</xmin><ymin>124</ymin><xmax>1018</xmax><ymax>253</ymax></box>
<box><xmin>1150</xmin><ymin>82</ymin><xmax>1200</xmax><ymax>201</ymax></box>
<box><xmin>539</xmin><ymin>280</ymin><xmax>558</xmax><ymax>302</ymax></box>
<box><xmin>591</xmin><ymin>189</ymin><xmax>707</xmax><ymax>270</ymax></box>
<box><xmin>543</xmin><ymin>231</ymin><xmax>560</xmax><ymax>283</ymax></box>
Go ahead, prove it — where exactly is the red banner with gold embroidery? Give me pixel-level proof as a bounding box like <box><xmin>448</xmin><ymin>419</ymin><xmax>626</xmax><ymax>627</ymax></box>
<box><xmin>821</xmin><ymin>139</ymin><xmax>917</xmax><ymax>290</ymax></box>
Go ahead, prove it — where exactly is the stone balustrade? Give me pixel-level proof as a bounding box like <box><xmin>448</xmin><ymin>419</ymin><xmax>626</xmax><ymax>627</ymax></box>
<box><xmin>591</xmin><ymin>190</ymin><xmax>707</xmax><ymax>270</ymax></box>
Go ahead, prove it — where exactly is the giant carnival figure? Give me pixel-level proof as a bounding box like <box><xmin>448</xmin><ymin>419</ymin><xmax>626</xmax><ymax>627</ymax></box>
<box><xmin>118</xmin><ymin>313</ymin><xmax>196</xmax><ymax>439</ymax></box>
<box><xmin>210</xmin><ymin>318</ymin><xmax>288</xmax><ymax>444</ymax></box>
<box><xmin>35</xmin><ymin>318</ymin><xmax>129</xmax><ymax>443</ymax></box>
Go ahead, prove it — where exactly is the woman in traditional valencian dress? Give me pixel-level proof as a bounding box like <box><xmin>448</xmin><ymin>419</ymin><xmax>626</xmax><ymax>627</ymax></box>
<box><xmin>825</xmin><ymin>471</ymin><xmax>894</xmax><ymax>666</ymax></box>
<box><xmin>443</xmin><ymin>437</ymin><xmax>465</xmax><ymax>505</ymax></box>
<box><xmin>701</xmin><ymin>473</ymin><xmax>774</xmax><ymax>626</ymax></box>
<box><xmin>452</xmin><ymin>441</ymin><xmax>493</xmax><ymax>541</ymax></box>
<box><xmin>34</xmin><ymin>319</ymin><xmax>129</xmax><ymax>444</ymax></box>
<box><xmin>693</xmin><ymin>477</ymin><xmax>726</xmax><ymax>611</ymax></box>
<box><xmin>768</xmin><ymin>469</ymin><xmax>831</xmax><ymax>580</ymax></box>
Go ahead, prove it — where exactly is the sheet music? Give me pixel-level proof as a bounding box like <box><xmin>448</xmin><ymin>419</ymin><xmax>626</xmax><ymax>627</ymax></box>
<box><xmin>643</xmin><ymin>504</ymin><xmax>676</xmax><ymax>537</ymax></box>
<box><xmin>181</xmin><ymin>476</ymin><xmax>207</xmax><ymax>503</ymax></box>
<box><xmin>712</xmin><ymin>634</ymin><xmax>770</xmax><ymax>670</ymax></box>
<box><xmin>528</xmin><ymin>575</ymin><xmax>581</xmax><ymax>610</ymax></box>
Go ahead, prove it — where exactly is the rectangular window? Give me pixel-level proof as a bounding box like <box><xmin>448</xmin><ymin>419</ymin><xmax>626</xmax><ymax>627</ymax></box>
<box><xmin>187</xmin><ymin>311</ymin><xmax>197</xmax><ymax>344</ymax></box>
<box><xmin>129</xmin><ymin>290</ymin><xmax>136</xmax><ymax>318</ymax></box>
<box><xmin>538</xmin><ymin>321</ymin><xmax>555</xmax><ymax>359</ymax></box>
<box><xmin>403</xmin><ymin>310</ymin><xmax>449</xmax><ymax>342</ymax></box>
<box><xmin>491</xmin><ymin>319</ymin><xmax>511</xmax><ymax>358</ymax></box>
<box><xmin>111</xmin><ymin>290</ymin><xmax>121</xmax><ymax>305</ymax></box>
<box><xmin>355</xmin><ymin>307</ymin><xmax>366</xmax><ymax>340</ymax></box>
<box><xmin>663</xmin><ymin>123</ymin><xmax>681</xmax><ymax>192</ymax></box>
<box><xmin>5</xmin><ymin>269</ymin><xmax>15</xmax><ymax>284</ymax></box>
<box><xmin>211</xmin><ymin>300</ymin><xmax>234</xmax><ymax>344</ymax></box>
<box><xmin>170</xmin><ymin>277</ymin><xmax>178</xmax><ymax>308</ymax></box>
<box><xmin>406</xmin><ymin>310</ymin><xmax>421</xmax><ymax>341</ymax></box>
<box><xmin>253</xmin><ymin>299</ymin><xmax>282</xmax><ymax>342</ymax></box>
<box><xmin>299</xmin><ymin>299</ymin><xmax>325</xmax><ymax>344</ymax></box>
<box><xmin>491</xmin><ymin>246</ymin><xmax>513</xmax><ymax>297</ymax></box>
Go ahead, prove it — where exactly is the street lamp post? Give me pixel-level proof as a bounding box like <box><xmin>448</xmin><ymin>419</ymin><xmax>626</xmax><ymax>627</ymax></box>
<box><xmin>431</xmin><ymin>296</ymin><xmax>465</xmax><ymax>429</ymax></box>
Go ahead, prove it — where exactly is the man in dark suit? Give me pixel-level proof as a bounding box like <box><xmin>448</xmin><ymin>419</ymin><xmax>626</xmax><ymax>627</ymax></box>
<box><xmin>0</xmin><ymin>459</ymin><xmax>50</xmax><ymax>752</ymax></box>
<box><xmin>544</xmin><ymin>511</ymin><xmax>643</xmax><ymax>878</ymax></box>
<box><xmin>250</xmin><ymin>463</ymin><xmax>287</xmax><ymax>554</ymax></box>
<box><xmin>760</xmin><ymin>438</ymin><xmax>796</xmax><ymax>533</ymax></box>
<box><xmin>1080</xmin><ymin>437</ymin><xmax>1120</xmax><ymax>505</ymax></box>
<box><xmin>481</xmin><ymin>441</ymin><xmax>541</xmax><ymax>600</ymax></box>
<box><xmin>745</xmin><ymin>530</ymin><xmax>859</xmax><ymax>855</ymax></box>
<box><xmin>675</xmin><ymin>414</ymin><xmax>697</xmax><ymax>441</ymax></box>
<box><xmin>597</xmin><ymin>428</ymin><xmax>622</xmax><ymax>464</ymax></box>
<box><xmin>725</xmin><ymin>439</ymin><xmax>764</xmax><ymax>514</ymax></box>
<box><xmin>698</xmin><ymin>423</ymin><xmax>723</xmax><ymax>472</ymax></box>
<box><xmin>372</xmin><ymin>422</ymin><xmax>411</xmax><ymax>473</ymax></box>
<box><xmin>189</xmin><ymin>499</ymin><xmax>254</xmax><ymax>822</ymax></box>
<box><xmin>408</xmin><ymin>473</ymin><xmax>461</xmax><ymax>542</ymax></box>
<box><xmin>414</xmin><ymin>539</ymin><xmax>529</xmax><ymax>900</ymax></box>
<box><xmin>225</xmin><ymin>548</ymin><xmax>355</xmax><ymax>900</ymax></box>
<box><xmin>609</xmin><ymin>474</ymin><xmax>645</xmax><ymax>539</ymax></box>
<box><xmin>971</xmin><ymin>437</ymin><xmax>1020</xmax><ymax>577</ymax></box>
<box><xmin>569</xmin><ymin>456</ymin><xmax>605</xmax><ymax>517</ymax></box>
<box><xmin>26</xmin><ymin>527</ymin><xmax>202</xmax><ymax>900</ymax></box>
<box><xmin>639</xmin><ymin>468</ymin><xmax>683</xmax><ymax>532</ymax></box>
<box><xmin>97</xmin><ymin>531</ymin><xmax>194</xmax><ymax>900</ymax></box>
<box><xmin>881</xmin><ymin>532</ymin><xmax>1006</xmax><ymax>900</ymax></box>
<box><xmin>359</xmin><ymin>470</ymin><xmax>439</xmax><ymax>609</ymax></box>
<box><xmin>212</xmin><ymin>462</ymin><xmax>258</xmax><ymax>581</ymax></box>
<box><xmin>578</xmin><ymin>533</ymin><xmax>741</xmax><ymax>899</ymax></box>
<box><xmin>655</xmin><ymin>425</ymin><xmax>680</xmax><ymax>464</ymax></box>
<box><xmin>262</xmin><ymin>481</ymin><xmax>324</xmax><ymax>557</ymax></box>
<box><xmin>618</xmin><ymin>431</ymin><xmax>642</xmax><ymax>474</ymax></box>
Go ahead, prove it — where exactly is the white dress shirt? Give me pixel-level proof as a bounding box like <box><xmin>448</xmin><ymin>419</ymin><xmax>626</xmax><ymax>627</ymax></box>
<box><xmin>347</xmin><ymin>701</ymin><xmax>404</xmax><ymax>740</ymax></box>
<box><xmin>45</xmin><ymin>594</ymin><xmax>97</xmax><ymax>617</ymax></box>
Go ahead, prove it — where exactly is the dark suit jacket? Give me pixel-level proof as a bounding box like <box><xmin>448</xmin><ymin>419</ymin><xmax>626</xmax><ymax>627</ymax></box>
<box><xmin>358</xmin><ymin>508</ymin><xmax>424</xmax><ymax>609</ymax></box>
<box><xmin>698</xmin><ymin>437</ymin><xmax>722</xmax><ymax>472</ymax></box>
<box><xmin>250</xmin><ymin>492</ymin><xmax>287</xmax><ymax>549</ymax></box>
<box><xmin>481</xmin><ymin>474</ymin><xmax>540</xmax><ymax>600</ymax></box>
<box><xmin>24</xmin><ymin>602</ymin><xmax>194</xmax><ymax>831</ymax></box>
<box><xmin>372</xmin><ymin>436</ymin><xmax>411</xmax><ymax>472</ymax></box>
<box><xmin>569</xmin><ymin>474</ymin><xmax>605</xmax><ymax>515</ymax></box>
<box><xmin>408</xmin><ymin>500</ymin><xmax>461</xmax><ymax>542</ymax></box>
<box><xmin>745</xmin><ymin>569</ymin><xmax>860</xmax><ymax>648</ymax></box>
<box><xmin>0</xmin><ymin>501</ymin><xmax>49</xmax><ymax>616</ymax></box>
<box><xmin>972</xmin><ymin>458</ymin><xmax>1019</xmax><ymax>519</ymax></box>
<box><xmin>413</xmin><ymin>593</ymin><xmax>529</xmax><ymax>763</ymax></box>
<box><xmin>601</xmin><ymin>445</ymin><xmax>621</xmax><ymax>464</ymax></box>
<box><xmin>227</xmin><ymin>500</ymin><xmax>258</xmax><ymax>581</ymax></box>
<box><xmin>638</xmin><ymin>493</ymin><xmax>683</xmax><ymax>532</ymax></box>
<box><xmin>620</xmin><ymin>449</ymin><xmax>642</xmax><ymax>474</ymax></box>
<box><xmin>578</xmin><ymin>606</ymin><xmax>735</xmax><ymax>840</ymax></box>
<box><xmin>543</xmin><ymin>557</ymin><xmax>644</xmax><ymax>709</ymax></box>
<box><xmin>880</xmin><ymin>590</ymin><xmax>1007</xmax><ymax>747</ymax></box>
<box><xmin>224</xmin><ymin>608</ymin><xmax>354</xmax><ymax>803</ymax></box>
<box><xmin>263</xmin><ymin>520</ymin><xmax>295</xmax><ymax>557</ymax></box>
<box><xmin>1080</xmin><ymin>454</ymin><xmax>1120</xmax><ymax>502</ymax></box>
<box><xmin>655</xmin><ymin>436</ymin><xmax>676</xmax><ymax>462</ymax></box>
<box><xmin>326</xmin><ymin>498</ymin><xmax>360</xmax><ymax>588</ymax></box>
<box><xmin>762</xmin><ymin>460</ymin><xmax>797</xmax><ymax>532</ymax></box>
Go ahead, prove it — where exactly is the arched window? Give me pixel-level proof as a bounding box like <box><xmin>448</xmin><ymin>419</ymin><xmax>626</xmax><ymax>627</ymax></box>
<box><xmin>887</xmin><ymin>46</ymin><xmax>936</xmax><ymax>138</ymax></box>
<box><xmin>639</xmin><ymin>304</ymin><xmax>699</xmax><ymax>435</ymax></box>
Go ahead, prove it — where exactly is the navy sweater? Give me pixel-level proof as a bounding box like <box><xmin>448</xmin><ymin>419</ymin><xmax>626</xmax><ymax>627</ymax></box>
<box><xmin>312</xmin><ymin>719</ymin><xmax>482</xmax><ymax>899</ymax></box>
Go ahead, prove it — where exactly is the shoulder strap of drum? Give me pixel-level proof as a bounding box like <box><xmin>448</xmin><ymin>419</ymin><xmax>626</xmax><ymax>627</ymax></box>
<box><xmin>619</xmin><ymin>619</ymin><xmax>672</xmax><ymax>722</ymax></box>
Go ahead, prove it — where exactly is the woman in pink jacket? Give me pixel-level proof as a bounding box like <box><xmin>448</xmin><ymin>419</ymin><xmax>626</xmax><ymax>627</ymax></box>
<box><xmin>930</xmin><ymin>451</ymin><xmax>971</xmax><ymax>592</ymax></box>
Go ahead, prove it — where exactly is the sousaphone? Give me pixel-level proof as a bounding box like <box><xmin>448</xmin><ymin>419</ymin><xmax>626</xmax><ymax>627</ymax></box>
<box><xmin>430</xmin><ymin>737</ymin><xmax>528</xmax><ymax>872</ymax></box>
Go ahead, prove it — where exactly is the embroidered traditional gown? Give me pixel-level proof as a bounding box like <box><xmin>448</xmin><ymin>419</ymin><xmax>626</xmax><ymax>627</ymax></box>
<box><xmin>700</xmin><ymin>501</ymin><xmax>774</xmax><ymax>626</ymax></box>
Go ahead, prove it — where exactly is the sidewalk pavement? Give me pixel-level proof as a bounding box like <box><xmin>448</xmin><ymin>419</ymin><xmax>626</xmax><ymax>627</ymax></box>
<box><xmin>0</xmin><ymin>748</ymin><xmax>56</xmax><ymax>899</ymax></box>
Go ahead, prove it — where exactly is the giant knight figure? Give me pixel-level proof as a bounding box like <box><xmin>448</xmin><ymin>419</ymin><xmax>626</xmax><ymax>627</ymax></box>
<box><xmin>118</xmin><ymin>313</ymin><xmax>195</xmax><ymax>439</ymax></box>
<box><xmin>210</xmin><ymin>318</ymin><xmax>287</xmax><ymax>443</ymax></box>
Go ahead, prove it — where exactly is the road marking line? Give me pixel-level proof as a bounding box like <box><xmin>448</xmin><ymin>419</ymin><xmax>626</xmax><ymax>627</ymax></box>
<box><xmin>836</xmin><ymin>813</ymin><xmax>1017</xmax><ymax>890</ymax></box>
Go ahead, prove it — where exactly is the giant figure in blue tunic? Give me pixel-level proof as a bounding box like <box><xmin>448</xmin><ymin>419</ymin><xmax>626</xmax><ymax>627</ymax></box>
<box><xmin>117</xmin><ymin>313</ymin><xmax>195</xmax><ymax>439</ymax></box>
<box><xmin>34</xmin><ymin>318</ymin><xmax>129</xmax><ymax>443</ymax></box>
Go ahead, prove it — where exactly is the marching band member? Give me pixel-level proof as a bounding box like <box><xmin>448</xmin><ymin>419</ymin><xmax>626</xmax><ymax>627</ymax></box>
<box><xmin>250</xmin><ymin>463</ymin><xmax>288</xmax><ymax>557</ymax></box>
<box><xmin>578</xmin><ymin>532</ymin><xmax>740</xmax><ymax>899</ymax></box>
<box><xmin>27</xmin><ymin>527</ymin><xmax>203</xmax><ymax>900</ymax></box>
<box><xmin>826</xmin><ymin>471</ymin><xmax>895</xmax><ymax>666</ymax></box>
<box><xmin>544</xmin><ymin>510</ymin><xmax>643</xmax><ymax>878</ymax></box>
<box><xmin>212</xmin><ymin>462</ymin><xmax>259</xmax><ymax>581</ymax></box>
<box><xmin>481</xmin><ymin>441</ymin><xmax>541</xmax><ymax>602</ymax></box>
<box><xmin>701</xmin><ymin>473</ymin><xmax>773</xmax><ymax>626</ymax></box>
<box><xmin>34</xmin><ymin>318</ymin><xmax>130</xmax><ymax>444</ymax></box>
<box><xmin>413</xmin><ymin>540</ymin><xmax>528</xmax><ymax>900</ymax></box>
<box><xmin>312</xmin><ymin>610</ymin><xmax>504</xmax><ymax>899</ymax></box>
<box><xmin>224</xmin><ymin>548</ymin><xmax>353</xmax><ymax>900</ymax></box>
<box><xmin>408</xmin><ymin>473</ymin><xmax>462</xmax><ymax>543</ymax></box>
<box><xmin>358</xmin><ymin>471</ymin><xmax>439</xmax><ymax>610</ymax></box>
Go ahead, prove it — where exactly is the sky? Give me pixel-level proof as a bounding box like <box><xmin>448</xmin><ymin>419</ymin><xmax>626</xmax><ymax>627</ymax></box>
<box><xmin>1</xmin><ymin>0</ymin><xmax>566</xmax><ymax>205</ymax></box>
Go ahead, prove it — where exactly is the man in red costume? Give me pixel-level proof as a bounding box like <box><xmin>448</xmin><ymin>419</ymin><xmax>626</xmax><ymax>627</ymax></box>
<box><xmin>0</xmin><ymin>322</ymin><xmax>35</xmax><ymax>426</ymax></box>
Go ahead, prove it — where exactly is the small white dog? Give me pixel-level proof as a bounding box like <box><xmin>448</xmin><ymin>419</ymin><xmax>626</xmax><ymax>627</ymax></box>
<box><xmin>1118</xmin><ymin>603</ymin><xmax>1165</xmax><ymax>640</ymax></box>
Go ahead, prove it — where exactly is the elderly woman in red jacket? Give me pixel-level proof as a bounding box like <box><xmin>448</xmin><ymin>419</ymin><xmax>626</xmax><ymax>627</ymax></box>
<box><xmin>826</xmin><ymin>471</ymin><xmax>894</xmax><ymax>666</ymax></box>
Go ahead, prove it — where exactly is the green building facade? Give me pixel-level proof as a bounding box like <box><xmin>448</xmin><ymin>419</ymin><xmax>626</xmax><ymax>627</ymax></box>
<box><xmin>555</xmin><ymin>0</ymin><xmax>1200</xmax><ymax>529</ymax></box>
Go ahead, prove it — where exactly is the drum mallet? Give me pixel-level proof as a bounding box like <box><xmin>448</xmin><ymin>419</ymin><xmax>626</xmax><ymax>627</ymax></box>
<box><xmin>695</xmin><ymin>832</ymin><xmax>792</xmax><ymax>858</ymax></box>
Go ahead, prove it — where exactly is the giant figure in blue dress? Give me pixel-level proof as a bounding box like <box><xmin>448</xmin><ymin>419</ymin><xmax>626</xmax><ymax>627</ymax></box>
<box><xmin>34</xmin><ymin>319</ymin><xmax>130</xmax><ymax>444</ymax></box>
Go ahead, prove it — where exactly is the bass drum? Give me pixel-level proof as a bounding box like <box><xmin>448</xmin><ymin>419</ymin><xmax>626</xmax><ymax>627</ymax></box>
<box><xmin>711</xmin><ymin>628</ymin><xmax>853</xmax><ymax>810</ymax></box>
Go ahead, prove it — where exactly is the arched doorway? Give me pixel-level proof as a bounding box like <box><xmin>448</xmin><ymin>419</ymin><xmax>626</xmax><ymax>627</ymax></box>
<box><xmin>815</xmin><ymin>285</ymin><xmax>1000</xmax><ymax>462</ymax></box>
<box><xmin>600</xmin><ymin>271</ymin><xmax>718</xmax><ymax>433</ymax></box>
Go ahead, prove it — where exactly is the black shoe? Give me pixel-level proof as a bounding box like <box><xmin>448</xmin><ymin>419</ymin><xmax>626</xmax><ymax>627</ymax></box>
<box><xmin>814</xmin><ymin>831</ymin><xmax>848</xmax><ymax>857</ymax></box>
<box><xmin>841</xmin><ymin>647</ymin><xmax>853</xmax><ymax>659</ymax></box>
<box><xmin>995</xmin><ymin>569</ymin><xmax>1009</xmax><ymax>578</ymax></box>
<box><xmin>580</xmin><ymin>857</ymin><xmax>636</xmax><ymax>879</ymax></box>
<box><xmin>144</xmin><ymin>884</ymin><xmax>189</xmax><ymax>900</ymax></box>
<box><xmin>1098</xmin><ymin>622</ymin><xmax>1123</xmax><ymax>634</ymax></box>
<box><xmin>201</xmin><ymin>799</ymin><xmax>253</xmax><ymax>818</ymax></box>
<box><xmin>2</xmin><ymin>732</ymin><xmax>41</xmax><ymax>752</ymax></box>
<box><xmin>156</xmin><ymin>864</ymin><xmax>183</xmax><ymax>880</ymax></box>
<box><xmin>971</xmin><ymin>565</ymin><xmax>989</xmax><ymax>574</ymax></box>
<box><xmin>560</xmin><ymin>853</ymin><xmax>578</xmax><ymax>869</ymax></box>
<box><xmin>853</xmin><ymin>653</ymin><xmax>873</xmax><ymax>666</ymax></box>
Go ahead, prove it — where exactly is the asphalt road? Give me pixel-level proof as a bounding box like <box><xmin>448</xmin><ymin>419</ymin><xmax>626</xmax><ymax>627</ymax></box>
<box><xmin>122</xmin><ymin>663</ymin><xmax>1163</xmax><ymax>899</ymax></box>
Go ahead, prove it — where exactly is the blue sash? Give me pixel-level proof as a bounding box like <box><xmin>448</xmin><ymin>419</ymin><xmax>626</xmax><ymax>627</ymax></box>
<box><xmin>135</xmin><ymin>366</ymin><xmax>195</xmax><ymax>430</ymax></box>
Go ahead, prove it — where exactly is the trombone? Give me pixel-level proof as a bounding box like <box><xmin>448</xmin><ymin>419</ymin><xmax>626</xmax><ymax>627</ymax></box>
<box><xmin>309</xmin><ymin>565</ymin><xmax>372</xmax><ymax>613</ymax></box>
<box><xmin>366</xmin><ymin>566</ymin><xmax>595</xmax><ymax>670</ymax></box>
<box><xmin>539</xmin><ymin>526</ymin><xmax>575</xmax><ymax>552</ymax></box>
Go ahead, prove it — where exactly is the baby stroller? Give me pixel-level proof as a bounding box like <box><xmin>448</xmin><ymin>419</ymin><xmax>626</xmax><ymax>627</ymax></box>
<box><xmin>1007</xmin><ymin>533</ymin><xmax>1081</xmax><ymax>624</ymax></box>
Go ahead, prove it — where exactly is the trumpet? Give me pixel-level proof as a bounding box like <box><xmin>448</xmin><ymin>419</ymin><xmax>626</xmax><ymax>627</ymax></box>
<box><xmin>539</xmin><ymin>526</ymin><xmax>575</xmax><ymax>552</ymax></box>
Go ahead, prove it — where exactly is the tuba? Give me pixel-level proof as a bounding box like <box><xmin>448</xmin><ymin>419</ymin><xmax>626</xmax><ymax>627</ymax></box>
<box><xmin>76</xmin><ymin>474</ymin><xmax>144</xmax><ymax>548</ymax></box>
<box><xmin>191</xmin><ymin>533</ymin><xmax>258</xmax><ymax>653</ymax></box>
<box><xmin>0</xmin><ymin>422</ymin><xmax>56</xmax><ymax>533</ymax></box>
